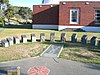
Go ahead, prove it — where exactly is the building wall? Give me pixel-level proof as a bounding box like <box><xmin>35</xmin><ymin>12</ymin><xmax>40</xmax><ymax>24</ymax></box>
<box><xmin>32</xmin><ymin>5</ymin><xmax>59</xmax><ymax>25</ymax></box>
<box><xmin>59</xmin><ymin>1</ymin><xmax>100</xmax><ymax>27</ymax></box>
<box><xmin>32</xmin><ymin>2</ymin><xmax>100</xmax><ymax>31</ymax></box>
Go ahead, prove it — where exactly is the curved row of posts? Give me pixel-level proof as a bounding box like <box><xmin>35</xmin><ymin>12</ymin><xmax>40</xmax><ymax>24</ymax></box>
<box><xmin>1</xmin><ymin>33</ymin><xmax>100</xmax><ymax>48</ymax></box>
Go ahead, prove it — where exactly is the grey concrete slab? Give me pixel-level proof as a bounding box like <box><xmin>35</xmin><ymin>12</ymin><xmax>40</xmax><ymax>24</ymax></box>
<box><xmin>0</xmin><ymin>57</ymin><xmax>100</xmax><ymax>75</ymax></box>
<box><xmin>41</xmin><ymin>44</ymin><xmax>63</xmax><ymax>57</ymax></box>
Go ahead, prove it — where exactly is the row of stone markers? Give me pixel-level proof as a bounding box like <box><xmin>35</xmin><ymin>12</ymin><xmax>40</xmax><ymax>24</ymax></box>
<box><xmin>72</xmin><ymin>34</ymin><xmax>100</xmax><ymax>48</ymax></box>
<box><xmin>1</xmin><ymin>34</ymin><xmax>37</xmax><ymax>47</ymax></box>
<box><xmin>0</xmin><ymin>33</ymin><xmax>100</xmax><ymax>48</ymax></box>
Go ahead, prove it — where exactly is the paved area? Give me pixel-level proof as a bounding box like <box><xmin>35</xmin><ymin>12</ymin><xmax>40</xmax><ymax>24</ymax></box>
<box><xmin>41</xmin><ymin>44</ymin><xmax>63</xmax><ymax>57</ymax></box>
<box><xmin>0</xmin><ymin>57</ymin><xmax>100</xmax><ymax>75</ymax></box>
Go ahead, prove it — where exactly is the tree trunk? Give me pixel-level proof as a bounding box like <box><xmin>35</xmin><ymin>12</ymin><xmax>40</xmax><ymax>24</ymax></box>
<box><xmin>8</xmin><ymin>18</ymin><xmax>10</xmax><ymax>25</ymax></box>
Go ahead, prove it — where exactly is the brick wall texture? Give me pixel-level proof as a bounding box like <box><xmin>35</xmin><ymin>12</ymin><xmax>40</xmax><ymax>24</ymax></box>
<box><xmin>32</xmin><ymin>2</ymin><xmax>100</xmax><ymax>27</ymax></box>
<box><xmin>32</xmin><ymin>5</ymin><xmax>59</xmax><ymax>25</ymax></box>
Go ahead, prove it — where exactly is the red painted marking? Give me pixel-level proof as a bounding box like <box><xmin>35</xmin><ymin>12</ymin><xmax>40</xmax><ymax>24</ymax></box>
<box><xmin>28</xmin><ymin>68</ymin><xmax>38</xmax><ymax>75</ymax></box>
<box><xmin>28</xmin><ymin>66</ymin><xmax>50</xmax><ymax>75</ymax></box>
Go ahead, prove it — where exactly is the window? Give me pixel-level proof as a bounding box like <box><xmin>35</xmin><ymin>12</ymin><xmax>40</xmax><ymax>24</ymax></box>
<box><xmin>95</xmin><ymin>10</ymin><xmax>100</xmax><ymax>24</ymax></box>
<box><xmin>70</xmin><ymin>9</ymin><xmax>79</xmax><ymax>24</ymax></box>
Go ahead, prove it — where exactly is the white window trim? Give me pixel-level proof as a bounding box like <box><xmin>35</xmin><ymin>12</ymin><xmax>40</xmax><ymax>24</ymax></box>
<box><xmin>95</xmin><ymin>10</ymin><xmax>100</xmax><ymax>24</ymax></box>
<box><xmin>70</xmin><ymin>9</ymin><xmax>79</xmax><ymax>24</ymax></box>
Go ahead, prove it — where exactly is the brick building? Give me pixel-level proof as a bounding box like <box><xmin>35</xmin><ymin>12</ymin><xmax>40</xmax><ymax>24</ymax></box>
<box><xmin>32</xmin><ymin>0</ymin><xmax>100</xmax><ymax>32</ymax></box>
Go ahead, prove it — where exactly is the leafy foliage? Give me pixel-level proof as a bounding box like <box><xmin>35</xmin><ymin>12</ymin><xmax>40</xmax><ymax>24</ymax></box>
<box><xmin>0</xmin><ymin>16</ymin><xmax>4</xmax><ymax>27</ymax></box>
<box><xmin>0</xmin><ymin>9</ymin><xmax>4</xmax><ymax>27</ymax></box>
<box><xmin>0</xmin><ymin>0</ymin><xmax>9</xmax><ymax>4</ymax></box>
<box><xmin>0</xmin><ymin>0</ymin><xmax>13</xmax><ymax>24</ymax></box>
<box><xmin>0</xmin><ymin>0</ymin><xmax>32</xmax><ymax>25</ymax></box>
<box><xmin>0</xmin><ymin>9</ymin><xmax>2</xmax><ymax>16</ymax></box>
<box><xmin>4</xmin><ymin>5</ymin><xmax>15</xmax><ymax>22</ymax></box>
<box><xmin>14</xmin><ymin>6</ymin><xmax>32</xmax><ymax>19</ymax></box>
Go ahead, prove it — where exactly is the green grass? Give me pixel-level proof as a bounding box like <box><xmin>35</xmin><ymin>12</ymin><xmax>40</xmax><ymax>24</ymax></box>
<box><xmin>0</xmin><ymin>42</ymin><xmax>48</xmax><ymax>62</ymax></box>
<box><xmin>0</xmin><ymin>22</ymin><xmax>3</xmax><ymax>27</ymax></box>
<box><xmin>60</xmin><ymin>42</ymin><xmax>100</xmax><ymax>64</ymax></box>
<box><xmin>0</xmin><ymin>28</ymin><xmax>100</xmax><ymax>64</ymax></box>
<box><xmin>0</xmin><ymin>28</ymin><xmax>100</xmax><ymax>41</ymax></box>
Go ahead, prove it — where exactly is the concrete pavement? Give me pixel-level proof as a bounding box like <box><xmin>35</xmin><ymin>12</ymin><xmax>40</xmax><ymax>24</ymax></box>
<box><xmin>41</xmin><ymin>44</ymin><xmax>63</xmax><ymax>57</ymax></box>
<box><xmin>0</xmin><ymin>57</ymin><xmax>100</xmax><ymax>75</ymax></box>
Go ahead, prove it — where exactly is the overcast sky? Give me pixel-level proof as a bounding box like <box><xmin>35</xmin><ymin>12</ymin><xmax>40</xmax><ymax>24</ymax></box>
<box><xmin>9</xmin><ymin>0</ymin><xmax>100</xmax><ymax>10</ymax></box>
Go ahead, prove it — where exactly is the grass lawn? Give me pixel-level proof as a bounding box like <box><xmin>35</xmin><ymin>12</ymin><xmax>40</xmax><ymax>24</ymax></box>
<box><xmin>60</xmin><ymin>42</ymin><xmax>100</xmax><ymax>64</ymax></box>
<box><xmin>0</xmin><ymin>28</ymin><xmax>100</xmax><ymax>64</ymax></box>
<box><xmin>0</xmin><ymin>42</ymin><xmax>48</xmax><ymax>62</ymax></box>
<box><xmin>0</xmin><ymin>28</ymin><xmax>100</xmax><ymax>41</ymax></box>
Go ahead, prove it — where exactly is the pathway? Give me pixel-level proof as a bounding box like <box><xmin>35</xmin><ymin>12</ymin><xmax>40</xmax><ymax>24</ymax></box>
<box><xmin>0</xmin><ymin>44</ymin><xmax>100</xmax><ymax>75</ymax></box>
<box><xmin>0</xmin><ymin>57</ymin><xmax>100</xmax><ymax>75</ymax></box>
<box><xmin>41</xmin><ymin>44</ymin><xmax>63</xmax><ymax>57</ymax></box>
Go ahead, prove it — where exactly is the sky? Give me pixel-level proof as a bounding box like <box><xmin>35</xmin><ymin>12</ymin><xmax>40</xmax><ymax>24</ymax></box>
<box><xmin>9</xmin><ymin>0</ymin><xmax>100</xmax><ymax>10</ymax></box>
<box><xmin>9</xmin><ymin>0</ymin><xmax>42</xmax><ymax>10</ymax></box>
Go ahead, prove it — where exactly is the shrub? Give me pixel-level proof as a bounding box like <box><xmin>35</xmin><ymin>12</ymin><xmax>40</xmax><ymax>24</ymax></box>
<box><xmin>0</xmin><ymin>18</ymin><xmax>4</xmax><ymax>27</ymax></box>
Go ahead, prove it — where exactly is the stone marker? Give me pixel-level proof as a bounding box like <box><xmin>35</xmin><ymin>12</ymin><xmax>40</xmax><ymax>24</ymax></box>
<box><xmin>31</xmin><ymin>34</ymin><xmax>36</xmax><ymax>42</ymax></box>
<box><xmin>50</xmin><ymin>32</ymin><xmax>55</xmax><ymax>42</ymax></box>
<box><xmin>90</xmin><ymin>36</ymin><xmax>97</xmax><ymax>46</ymax></box>
<box><xmin>61</xmin><ymin>33</ymin><xmax>66</xmax><ymax>42</ymax></box>
<box><xmin>21</xmin><ymin>35</ymin><xmax>27</xmax><ymax>43</ymax></box>
<box><xmin>0</xmin><ymin>66</ymin><xmax>20</xmax><ymax>75</ymax></box>
<box><xmin>97</xmin><ymin>40</ymin><xmax>100</xmax><ymax>48</ymax></box>
<box><xmin>40</xmin><ymin>33</ymin><xmax>45</xmax><ymax>42</ymax></box>
<box><xmin>71</xmin><ymin>34</ymin><xmax>77</xmax><ymax>43</ymax></box>
<box><xmin>81</xmin><ymin>35</ymin><xmax>87</xmax><ymax>44</ymax></box>
<box><xmin>13</xmin><ymin>36</ymin><xmax>20</xmax><ymax>44</ymax></box>
<box><xmin>1</xmin><ymin>39</ymin><xmax>9</xmax><ymax>47</ymax></box>
<box><xmin>7</xmin><ymin>38</ymin><xmax>13</xmax><ymax>46</ymax></box>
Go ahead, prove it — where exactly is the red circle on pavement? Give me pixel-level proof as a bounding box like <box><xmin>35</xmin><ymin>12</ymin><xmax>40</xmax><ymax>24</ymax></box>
<box><xmin>28</xmin><ymin>66</ymin><xmax>50</xmax><ymax>75</ymax></box>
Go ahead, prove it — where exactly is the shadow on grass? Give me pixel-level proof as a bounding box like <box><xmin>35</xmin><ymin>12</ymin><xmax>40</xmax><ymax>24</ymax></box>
<box><xmin>84</xmin><ymin>64</ymin><xmax>100</xmax><ymax>71</ymax></box>
<box><xmin>0</xmin><ymin>43</ymin><xmax>2</xmax><ymax>47</ymax></box>
<box><xmin>73</xmin><ymin>53</ymin><xmax>92</xmax><ymax>59</ymax></box>
<box><xmin>64</xmin><ymin>41</ymin><xmax>100</xmax><ymax>52</ymax></box>
<box><xmin>42</xmin><ymin>41</ymin><xmax>100</xmax><ymax>51</ymax></box>
<box><xmin>42</xmin><ymin>41</ymin><xmax>100</xmax><ymax>60</ymax></box>
<box><xmin>3</xmin><ymin>24</ymin><xmax>32</xmax><ymax>29</ymax></box>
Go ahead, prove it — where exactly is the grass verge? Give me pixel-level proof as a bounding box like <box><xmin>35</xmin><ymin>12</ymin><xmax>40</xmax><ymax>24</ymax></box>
<box><xmin>60</xmin><ymin>42</ymin><xmax>100</xmax><ymax>64</ymax></box>
<box><xmin>0</xmin><ymin>42</ymin><xmax>48</xmax><ymax>62</ymax></box>
<box><xmin>0</xmin><ymin>28</ymin><xmax>100</xmax><ymax>64</ymax></box>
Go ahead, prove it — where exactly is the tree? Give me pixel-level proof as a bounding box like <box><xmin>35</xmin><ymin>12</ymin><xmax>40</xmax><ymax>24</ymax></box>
<box><xmin>0</xmin><ymin>0</ymin><xmax>9</xmax><ymax>5</ymax></box>
<box><xmin>0</xmin><ymin>0</ymin><xmax>9</xmax><ymax>25</ymax></box>
<box><xmin>0</xmin><ymin>0</ymin><xmax>9</xmax><ymax>10</ymax></box>
<box><xmin>0</xmin><ymin>9</ymin><xmax>4</xmax><ymax>27</ymax></box>
<box><xmin>18</xmin><ymin>7</ymin><xmax>32</xmax><ymax>19</ymax></box>
<box><xmin>0</xmin><ymin>9</ymin><xmax>2</xmax><ymax>16</ymax></box>
<box><xmin>1</xmin><ymin>0</ymin><xmax>32</xmax><ymax>24</ymax></box>
<box><xmin>16</xmin><ymin>7</ymin><xmax>32</xmax><ymax>23</ymax></box>
<box><xmin>4</xmin><ymin>5</ymin><xmax>15</xmax><ymax>23</ymax></box>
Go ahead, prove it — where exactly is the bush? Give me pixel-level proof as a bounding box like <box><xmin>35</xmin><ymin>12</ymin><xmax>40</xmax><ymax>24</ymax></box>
<box><xmin>0</xmin><ymin>18</ymin><xmax>4</xmax><ymax>27</ymax></box>
<box><xmin>0</xmin><ymin>21</ymin><xmax>4</xmax><ymax>27</ymax></box>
